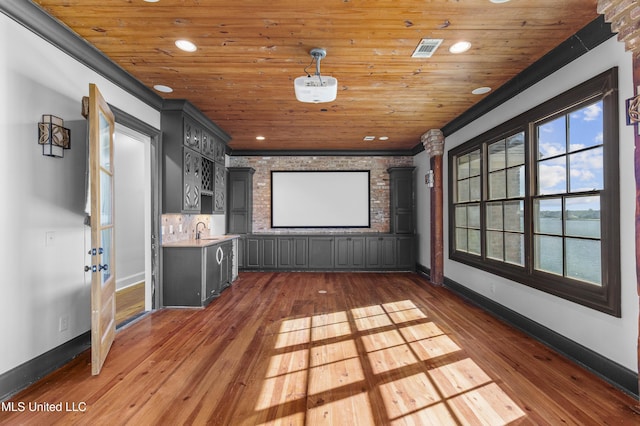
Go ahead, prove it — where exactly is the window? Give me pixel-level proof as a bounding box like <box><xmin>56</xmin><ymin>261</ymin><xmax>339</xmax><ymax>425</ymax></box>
<box><xmin>449</xmin><ymin>68</ymin><xmax>620</xmax><ymax>316</ymax></box>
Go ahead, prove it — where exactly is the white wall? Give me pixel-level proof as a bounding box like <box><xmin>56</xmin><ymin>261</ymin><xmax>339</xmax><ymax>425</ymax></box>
<box><xmin>114</xmin><ymin>130</ymin><xmax>147</xmax><ymax>290</ymax></box>
<box><xmin>414</xmin><ymin>37</ymin><xmax>638</xmax><ymax>372</ymax></box>
<box><xmin>0</xmin><ymin>14</ymin><xmax>160</xmax><ymax>375</ymax></box>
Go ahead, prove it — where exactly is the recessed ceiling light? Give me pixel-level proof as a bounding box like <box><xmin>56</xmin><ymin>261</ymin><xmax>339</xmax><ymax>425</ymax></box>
<box><xmin>363</xmin><ymin>136</ymin><xmax>375</xmax><ymax>141</ymax></box>
<box><xmin>449</xmin><ymin>41</ymin><xmax>472</xmax><ymax>54</ymax></box>
<box><xmin>175</xmin><ymin>39</ymin><xmax>197</xmax><ymax>52</ymax></box>
<box><xmin>472</xmin><ymin>86</ymin><xmax>492</xmax><ymax>95</ymax></box>
<box><xmin>153</xmin><ymin>84</ymin><xmax>173</xmax><ymax>93</ymax></box>
<box><xmin>489</xmin><ymin>0</ymin><xmax>511</xmax><ymax>3</ymax></box>
<box><xmin>378</xmin><ymin>136</ymin><xmax>389</xmax><ymax>141</ymax></box>
<box><xmin>256</xmin><ymin>136</ymin><xmax>266</xmax><ymax>140</ymax></box>
<box><xmin>144</xmin><ymin>0</ymin><xmax>160</xmax><ymax>3</ymax></box>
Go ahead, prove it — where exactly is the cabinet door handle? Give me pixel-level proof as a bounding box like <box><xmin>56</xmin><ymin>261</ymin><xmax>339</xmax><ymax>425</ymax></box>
<box><xmin>216</xmin><ymin>246</ymin><xmax>224</xmax><ymax>264</ymax></box>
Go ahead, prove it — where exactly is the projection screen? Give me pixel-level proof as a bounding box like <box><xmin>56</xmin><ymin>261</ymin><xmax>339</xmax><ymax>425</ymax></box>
<box><xmin>271</xmin><ymin>170</ymin><xmax>370</xmax><ymax>228</ymax></box>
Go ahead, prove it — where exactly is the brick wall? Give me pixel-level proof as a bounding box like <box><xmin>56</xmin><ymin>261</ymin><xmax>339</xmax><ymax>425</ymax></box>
<box><xmin>598</xmin><ymin>0</ymin><xmax>640</xmax><ymax>52</ymax></box>
<box><xmin>228</xmin><ymin>155</ymin><xmax>414</xmax><ymax>233</ymax></box>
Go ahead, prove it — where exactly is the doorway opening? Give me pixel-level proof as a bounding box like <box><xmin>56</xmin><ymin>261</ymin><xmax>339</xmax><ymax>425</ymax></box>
<box><xmin>114</xmin><ymin>124</ymin><xmax>153</xmax><ymax>326</ymax></box>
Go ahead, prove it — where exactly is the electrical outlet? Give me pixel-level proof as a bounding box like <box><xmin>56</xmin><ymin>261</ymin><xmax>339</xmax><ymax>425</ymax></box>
<box><xmin>178</xmin><ymin>223</ymin><xmax>183</xmax><ymax>233</ymax></box>
<box><xmin>59</xmin><ymin>315</ymin><xmax>69</xmax><ymax>332</ymax></box>
<box><xmin>169</xmin><ymin>225</ymin><xmax>174</xmax><ymax>234</ymax></box>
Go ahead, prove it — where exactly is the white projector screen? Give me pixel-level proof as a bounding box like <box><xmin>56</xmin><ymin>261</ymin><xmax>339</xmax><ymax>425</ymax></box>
<box><xmin>271</xmin><ymin>171</ymin><xmax>370</xmax><ymax>228</ymax></box>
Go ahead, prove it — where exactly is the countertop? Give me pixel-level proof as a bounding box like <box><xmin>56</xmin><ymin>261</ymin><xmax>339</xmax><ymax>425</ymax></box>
<box><xmin>162</xmin><ymin>234</ymin><xmax>240</xmax><ymax>248</ymax></box>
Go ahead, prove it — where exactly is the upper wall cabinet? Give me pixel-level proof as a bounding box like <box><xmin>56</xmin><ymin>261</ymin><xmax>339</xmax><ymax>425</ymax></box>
<box><xmin>226</xmin><ymin>167</ymin><xmax>255</xmax><ymax>234</ymax></box>
<box><xmin>183</xmin><ymin>116</ymin><xmax>202</xmax><ymax>152</ymax></box>
<box><xmin>162</xmin><ymin>100</ymin><xmax>231</xmax><ymax>214</ymax></box>
<box><xmin>388</xmin><ymin>167</ymin><xmax>416</xmax><ymax>234</ymax></box>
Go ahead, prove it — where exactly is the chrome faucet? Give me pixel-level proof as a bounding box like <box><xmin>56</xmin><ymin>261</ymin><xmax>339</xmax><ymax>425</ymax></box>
<box><xmin>195</xmin><ymin>221</ymin><xmax>207</xmax><ymax>240</ymax></box>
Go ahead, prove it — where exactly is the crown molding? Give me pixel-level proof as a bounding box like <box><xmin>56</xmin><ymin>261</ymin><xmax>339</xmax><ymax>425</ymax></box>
<box><xmin>1</xmin><ymin>1</ymin><xmax>163</xmax><ymax>111</ymax></box>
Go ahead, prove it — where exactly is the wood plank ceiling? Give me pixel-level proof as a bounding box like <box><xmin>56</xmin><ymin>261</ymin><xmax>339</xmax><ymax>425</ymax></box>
<box><xmin>33</xmin><ymin>0</ymin><xmax>600</xmax><ymax>152</ymax></box>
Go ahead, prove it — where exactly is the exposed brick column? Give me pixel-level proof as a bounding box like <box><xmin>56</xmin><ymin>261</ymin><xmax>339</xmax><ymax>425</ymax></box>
<box><xmin>598</xmin><ymin>0</ymin><xmax>640</xmax><ymax>409</ymax></box>
<box><xmin>598</xmin><ymin>0</ymin><xmax>640</xmax><ymax>52</ymax></box>
<box><xmin>421</xmin><ymin>129</ymin><xmax>445</xmax><ymax>286</ymax></box>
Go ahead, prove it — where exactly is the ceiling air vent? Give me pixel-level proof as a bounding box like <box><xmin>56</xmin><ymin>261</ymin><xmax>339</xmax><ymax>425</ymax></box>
<box><xmin>411</xmin><ymin>39</ymin><xmax>443</xmax><ymax>58</ymax></box>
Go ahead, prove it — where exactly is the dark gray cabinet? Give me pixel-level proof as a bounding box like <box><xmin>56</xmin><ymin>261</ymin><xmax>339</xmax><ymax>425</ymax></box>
<box><xmin>162</xmin><ymin>100</ymin><xmax>230</xmax><ymax>214</ymax></box>
<box><xmin>163</xmin><ymin>247</ymin><xmax>203</xmax><ymax>306</ymax></box>
<box><xmin>236</xmin><ymin>236</ymin><xmax>245</xmax><ymax>268</ymax></box>
<box><xmin>227</xmin><ymin>168</ymin><xmax>254</xmax><ymax>234</ymax></box>
<box><xmin>163</xmin><ymin>240</ymin><xmax>234</xmax><ymax>307</ymax></box>
<box><xmin>213</xmin><ymin>163</ymin><xmax>226</xmax><ymax>214</ymax></box>
<box><xmin>366</xmin><ymin>236</ymin><xmax>396</xmax><ymax>269</ymax></box>
<box><xmin>395</xmin><ymin>236</ymin><xmax>416</xmax><ymax>269</ymax></box>
<box><xmin>217</xmin><ymin>241</ymin><xmax>233</xmax><ymax>290</ymax></box>
<box><xmin>388</xmin><ymin>167</ymin><xmax>415</xmax><ymax>234</ymax></box>
<box><xmin>335</xmin><ymin>236</ymin><xmax>366</xmax><ymax>269</ymax></box>
<box><xmin>308</xmin><ymin>237</ymin><xmax>334</xmax><ymax>269</ymax></box>
<box><xmin>278</xmin><ymin>237</ymin><xmax>308</xmax><ymax>269</ymax></box>
<box><xmin>245</xmin><ymin>235</ymin><xmax>277</xmax><ymax>269</ymax></box>
<box><xmin>239</xmin><ymin>234</ymin><xmax>414</xmax><ymax>272</ymax></box>
<box><xmin>183</xmin><ymin>147</ymin><xmax>202</xmax><ymax>212</ymax></box>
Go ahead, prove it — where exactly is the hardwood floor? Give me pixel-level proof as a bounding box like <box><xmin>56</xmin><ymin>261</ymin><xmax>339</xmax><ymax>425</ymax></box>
<box><xmin>115</xmin><ymin>282</ymin><xmax>145</xmax><ymax>326</ymax></box>
<box><xmin>1</xmin><ymin>272</ymin><xmax>637</xmax><ymax>425</ymax></box>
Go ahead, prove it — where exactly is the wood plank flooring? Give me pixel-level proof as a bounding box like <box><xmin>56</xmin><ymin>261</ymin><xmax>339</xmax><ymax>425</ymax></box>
<box><xmin>115</xmin><ymin>282</ymin><xmax>145</xmax><ymax>326</ymax></box>
<box><xmin>1</xmin><ymin>272</ymin><xmax>637</xmax><ymax>425</ymax></box>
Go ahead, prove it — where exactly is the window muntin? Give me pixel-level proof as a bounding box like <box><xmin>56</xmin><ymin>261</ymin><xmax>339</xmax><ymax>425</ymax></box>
<box><xmin>448</xmin><ymin>68</ymin><xmax>619</xmax><ymax>316</ymax></box>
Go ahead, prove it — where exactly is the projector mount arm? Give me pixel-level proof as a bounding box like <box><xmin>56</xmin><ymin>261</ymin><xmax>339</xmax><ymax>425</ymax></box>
<box><xmin>304</xmin><ymin>48</ymin><xmax>327</xmax><ymax>85</ymax></box>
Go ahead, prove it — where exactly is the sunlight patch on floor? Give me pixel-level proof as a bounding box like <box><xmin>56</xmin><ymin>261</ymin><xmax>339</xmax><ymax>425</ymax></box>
<box><xmin>256</xmin><ymin>298</ymin><xmax>526</xmax><ymax>425</ymax></box>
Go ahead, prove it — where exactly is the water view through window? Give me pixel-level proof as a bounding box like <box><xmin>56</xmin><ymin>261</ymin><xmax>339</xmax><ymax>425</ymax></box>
<box><xmin>449</xmin><ymin>68</ymin><xmax>619</xmax><ymax>314</ymax></box>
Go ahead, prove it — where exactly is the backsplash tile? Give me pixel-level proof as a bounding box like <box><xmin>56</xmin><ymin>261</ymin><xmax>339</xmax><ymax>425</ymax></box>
<box><xmin>161</xmin><ymin>214</ymin><xmax>216</xmax><ymax>243</ymax></box>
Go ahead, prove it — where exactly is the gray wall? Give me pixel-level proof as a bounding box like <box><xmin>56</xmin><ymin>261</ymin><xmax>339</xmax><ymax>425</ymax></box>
<box><xmin>413</xmin><ymin>37</ymin><xmax>638</xmax><ymax>372</ymax></box>
<box><xmin>0</xmin><ymin>13</ymin><xmax>160</xmax><ymax>376</ymax></box>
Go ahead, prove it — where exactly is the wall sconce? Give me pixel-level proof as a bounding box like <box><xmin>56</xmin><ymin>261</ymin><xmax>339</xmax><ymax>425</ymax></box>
<box><xmin>38</xmin><ymin>115</ymin><xmax>70</xmax><ymax>158</ymax></box>
<box><xmin>425</xmin><ymin>170</ymin><xmax>434</xmax><ymax>187</ymax></box>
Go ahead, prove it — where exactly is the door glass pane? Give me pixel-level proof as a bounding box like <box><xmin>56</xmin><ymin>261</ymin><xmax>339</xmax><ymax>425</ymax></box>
<box><xmin>569</xmin><ymin>100</ymin><xmax>603</xmax><ymax>152</ymax></box>
<box><xmin>504</xmin><ymin>201</ymin><xmax>524</xmax><ymax>232</ymax></box>
<box><xmin>468</xmin><ymin>230</ymin><xmax>481</xmax><ymax>255</ymax></box>
<box><xmin>569</xmin><ymin>147</ymin><xmax>603</xmax><ymax>192</ymax></box>
<box><xmin>100</xmin><ymin>228</ymin><xmax>113</xmax><ymax>285</ymax></box>
<box><xmin>566</xmin><ymin>238</ymin><xmax>601</xmax><ymax>285</ymax></box>
<box><xmin>534</xmin><ymin>198</ymin><xmax>562</xmax><ymax>235</ymax></box>
<box><xmin>505</xmin><ymin>233</ymin><xmax>524</xmax><ymax>266</ymax></box>
<box><xmin>487</xmin><ymin>231</ymin><xmax>503</xmax><ymax>260</ymax></box>
<box><xmin>537</xmin><ymin>157</ymin><xmax>566</xmax><ymax>194</ymax></box>
<box><xmin>100</xmin><ymin>170</ymin><xmax>112</xmax><ymax>226</ymax></box>
<box><xmin>534</xmin><ymin>235</ymin><xmax>563</xmax><ymax>275</ymax></box>
<box><xmin>506</xmin><ymin>132</ymin><xmax>525</xmax><ymax>167</ymax></box>
<box><xmin>537</xmin><ymin>116</ymin><xmax>566</xmax><ymax>159</ymax></box>
<box><xmin>565</xmin><ymin>196</ymin><xmax>600</xmax><ymax>238</ymax></box>
<box><xmin>99</xmin><ymin>111</ymin><xmax>111</xmax><ymax>170</ymax></box>
<box><xmin>489</xmin><ymin>170</ymin><xmax>506</xmax><ymax>199</ymax></box>
<box><xmin>489</xmin><ymin>139</ymin><xmax>506</xmax><ymax>172</ymax></box>
<box><xmin>506</xmin><ymin>165</ymin><xmax>525</xmax><ymax>198</ymax></box>
<box><xmin>486</xmin><ymin>202</ymin><xmax>503</xmax><ymax>231</ymax></box>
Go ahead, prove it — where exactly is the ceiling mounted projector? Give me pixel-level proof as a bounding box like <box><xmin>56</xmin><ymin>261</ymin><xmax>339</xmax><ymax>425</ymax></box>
<box><xmin>294</xmin><ymin>48</ymin><xmax>337</xmax><ymax>103</ymax></box>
